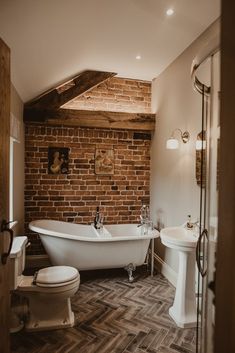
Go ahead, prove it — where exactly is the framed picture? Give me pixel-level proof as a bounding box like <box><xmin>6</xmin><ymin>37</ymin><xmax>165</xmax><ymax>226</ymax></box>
<box><xmin>48</xmin><ymin>147</ymin><xmax>69</xmax><ymax>174</ymax></box>
<box><xmin>95</xmin><ymin>148</ymin><xmax>114</xmax><ymax>175</ymax></box>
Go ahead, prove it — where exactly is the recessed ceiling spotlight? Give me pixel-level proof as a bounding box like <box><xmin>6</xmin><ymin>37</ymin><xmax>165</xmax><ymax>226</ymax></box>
<box><xmin>166</xmin><ymin>8</ymin><xmax>174</xmax><ymax>16</ymax></box>
<box><xmin>136</xmin><ymin>55</ymin><xmax>141</xmax><ymax>60</ymax></box>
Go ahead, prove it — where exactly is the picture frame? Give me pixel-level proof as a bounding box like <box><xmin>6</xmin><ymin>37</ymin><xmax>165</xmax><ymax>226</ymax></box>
<box><xmin>48</xmin><ymin>147</ymin><xmax>69</xmax><ymax>174</ymax></box>
<box><xmin>95</xmin><ymin>148</ymin><xmax>114</xmax><ymax>175</ymax></box>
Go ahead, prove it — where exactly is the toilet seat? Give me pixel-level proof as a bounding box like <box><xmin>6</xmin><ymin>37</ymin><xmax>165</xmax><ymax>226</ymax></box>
<box><xmin>35</xmin><ymin>266</ymin><xmax>79</xmax><ymax>287</ymax></box>
<box><xmin>18</xmin><ymin>266</ymin><xmax>80</xmax><ymax>293</ymax></box>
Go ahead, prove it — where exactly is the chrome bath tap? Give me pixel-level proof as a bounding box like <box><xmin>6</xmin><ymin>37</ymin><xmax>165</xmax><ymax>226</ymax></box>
<box><xmin>94</xmin><ymin>207</ymin><xmax>103</xmax><ymax>230</ymax></box>
<box><xmin>138</xmin><ymin>205</ymin><xmax>153</xmax><ymax>235</ymax></box>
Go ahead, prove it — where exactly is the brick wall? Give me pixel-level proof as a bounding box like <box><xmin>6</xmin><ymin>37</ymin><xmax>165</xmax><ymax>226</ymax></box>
<box><xmin>25</xmin><ymin>125</ymin><xmax>151</xmax><ymax>254</ymax></box>
<box><xmin>63</xmin><ymin>77</ymin><xmax>151</xmax><ymax>113</ymax></box>
<box><xmin>25</xmin><ymin>77</ymin><xmax>152</xmax><ymax>255</ymax></box>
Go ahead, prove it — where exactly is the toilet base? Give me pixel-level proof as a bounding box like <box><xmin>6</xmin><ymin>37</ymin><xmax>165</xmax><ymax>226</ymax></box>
<box><xmin>24</xmin><ymin>295</ymin><xmax>75</xmax><ymax>332</ymax></box>
<box><xmin>25</xmin><ymin>312</ymin><xmax>75</xmax><ymax>332</ymax></box>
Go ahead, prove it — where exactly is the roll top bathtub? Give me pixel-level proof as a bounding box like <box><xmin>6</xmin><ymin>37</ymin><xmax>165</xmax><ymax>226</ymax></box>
<box><xmin>29</xmin><ymin>220</ymin><xmax>159</xmax><ymax>281</ymax></box>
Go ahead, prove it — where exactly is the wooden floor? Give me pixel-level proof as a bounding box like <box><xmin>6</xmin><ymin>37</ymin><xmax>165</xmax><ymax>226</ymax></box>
<box><xmin>11</xmin><ymin>268</ymin><xmax>196</xmax><ymax>353</ymax></box>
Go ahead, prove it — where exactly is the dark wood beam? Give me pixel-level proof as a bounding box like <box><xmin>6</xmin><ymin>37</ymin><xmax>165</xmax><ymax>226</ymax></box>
<box><xmin>25</xmin><ymin>70</ymin><xmax>116</xmax><ymax>110</ymax></box>
<box><xmin>24</xmin><ymin>107</ymin><xmax>156</xmax><ymax>131</ymax></box>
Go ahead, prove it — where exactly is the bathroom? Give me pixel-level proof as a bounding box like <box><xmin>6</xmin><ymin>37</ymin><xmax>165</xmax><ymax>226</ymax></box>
<box><xmin>1</xmin><ymin>1</ymin><xmax>235</xmax><ymax>353</ymax></box>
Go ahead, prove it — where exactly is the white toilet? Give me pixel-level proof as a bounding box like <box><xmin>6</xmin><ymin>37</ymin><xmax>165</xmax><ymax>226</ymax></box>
<box><xmin>10</xmin><ymin>236</ymin><xmax>80</xmax><ymax>332</ymax></box>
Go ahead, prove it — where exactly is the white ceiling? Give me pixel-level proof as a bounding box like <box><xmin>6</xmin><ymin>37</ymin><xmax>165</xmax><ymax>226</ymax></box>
<box><xmin>0</xmin><ymin>0</ymin><xmax>220</xmax><ymax>102</ymax></box>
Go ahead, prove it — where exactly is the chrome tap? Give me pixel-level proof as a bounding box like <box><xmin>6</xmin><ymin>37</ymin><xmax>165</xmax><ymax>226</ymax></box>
<box><xmin>94</xmin><ymin>207</ymin><xmax>102</xmax><ymax>229</ymax></box>
<box><xmin>186</xmin><ymin>215</ymin><xmax>193</xmax><ymax>229</ymax></box>
<box><xmin>186</xmin><ymin>215</ymin><xmax>199</xmax><ymax>229</ymax></box>
<box><xmin>138</xmin><ymin>205</ymin><xmax>153</xmax><ymax>234</ymax></box>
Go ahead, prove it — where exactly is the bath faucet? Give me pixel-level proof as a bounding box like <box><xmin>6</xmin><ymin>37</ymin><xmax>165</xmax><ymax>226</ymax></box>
<box><xmin>138</xmin><ymin>214</ymin><xmax>146</xmax><ymax>227</ymax></box>
<box><xmin>138</xmin><ymin>205</ymin><xmax>153</xmax><ymax>235</ymax></box>
<box><xmin>94</xmin><ymin>206</ymin><xmax>99</xmax><ymax>229</ymax></box>
<box><xmin>94</xmin><ymin>207</ymin><xmax>103</xmax><ymax>229</ymax></box>
<box><xmin>140</xmin><ymin>205</ymin><xmax>150</xmax><ymax>223</ymax></box>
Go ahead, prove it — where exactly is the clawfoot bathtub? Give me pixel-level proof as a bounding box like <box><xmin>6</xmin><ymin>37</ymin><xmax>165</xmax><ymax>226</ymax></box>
<box><xmin>29</xmin><ymin>220</ymin><xmax>159</xmax><ymax>281</ymax></box>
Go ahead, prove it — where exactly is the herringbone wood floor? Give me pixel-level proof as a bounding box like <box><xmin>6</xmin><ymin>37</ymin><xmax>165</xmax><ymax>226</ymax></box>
<box><xmin>11</xmin><ymin>268</ymin><xmax>196</xmax><ymax>353</ymax></box>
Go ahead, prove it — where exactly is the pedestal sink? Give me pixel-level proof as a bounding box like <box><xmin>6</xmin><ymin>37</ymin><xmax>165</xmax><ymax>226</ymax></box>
<box><xmin>160</xmin><ymin>226</ymin><xmax>198</xmax><ymax>328</ymax></box>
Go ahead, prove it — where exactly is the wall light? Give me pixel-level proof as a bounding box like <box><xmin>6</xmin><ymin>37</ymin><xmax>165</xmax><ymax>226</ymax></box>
<box><xmin>196</xmin><ymin>130</ymin><xmax>206</xmax><ymax>150</ymax></box>
<box><xmin>166</xmin><ymin>129</ymin><xmax>190</xmax><ymax>149</ymax></box>
<box><xmin>166</xmin><ymin>8</ymin><xmax>174</xmax><ymax>16</ymax></box>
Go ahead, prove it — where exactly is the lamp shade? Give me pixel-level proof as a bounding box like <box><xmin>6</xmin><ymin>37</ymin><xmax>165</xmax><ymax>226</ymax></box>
<box><xmin>166</xmin><ymin>138</ymin><xmax>179</xmax><ymax>149</ymax></box>
<box><xmin>196</xmin><ymin>139</ymin><xmax>206</xmax><ymax>150</ymax></box>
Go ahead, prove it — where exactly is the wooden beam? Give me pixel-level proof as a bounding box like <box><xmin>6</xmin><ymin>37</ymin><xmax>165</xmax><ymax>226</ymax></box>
<box><xmin>26</xmin><ymin>70</ymin><xmax>116</xmax><ymax>109</ymax></box>
<box><xmin>24</xmin><ymin>107</ymin><xmax>156</xmax><ymax>131</ymax></box>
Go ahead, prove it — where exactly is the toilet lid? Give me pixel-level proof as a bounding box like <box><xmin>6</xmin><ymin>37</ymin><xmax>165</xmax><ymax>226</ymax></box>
<box><xmin>36</xmin><ymin>266</ymin><xmax>79</xmax><ymax>286</ymax></box>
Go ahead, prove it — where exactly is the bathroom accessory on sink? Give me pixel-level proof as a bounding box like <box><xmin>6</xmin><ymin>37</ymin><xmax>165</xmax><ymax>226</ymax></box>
<box><xmin>160</xmin><ymin>226</ymin><xmax>198</xmax><ymax>328</ymax></box>
<box><xmin>10</xmin><ymin>236</ymin><xmax>80</xmax><ymax>332</ymax></box>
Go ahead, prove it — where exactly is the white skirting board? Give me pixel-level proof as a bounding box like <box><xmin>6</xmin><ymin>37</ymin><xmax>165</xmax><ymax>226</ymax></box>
<box><xmin>154</xmin><ymin>253</ymin><xmax>177</xmax><ymax>288</ymax></box>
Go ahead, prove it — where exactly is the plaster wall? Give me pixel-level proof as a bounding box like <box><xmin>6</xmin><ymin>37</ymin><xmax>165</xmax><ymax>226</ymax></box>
<box><xmin>150</xmin><ymin>20</ymin><xmax>220</xmax><ymax>275</ymax></box>
<box><xmin>10</xmin><ymin>84</ymin><xmax>24</xmax><ymax>234</ymax></box>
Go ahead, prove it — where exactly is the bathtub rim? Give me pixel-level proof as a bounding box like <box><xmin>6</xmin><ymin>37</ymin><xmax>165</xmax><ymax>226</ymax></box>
<box><xmin>29</xmin><ymin>219</ymin><xmax>159</xmax><ymax>242</ymax></box>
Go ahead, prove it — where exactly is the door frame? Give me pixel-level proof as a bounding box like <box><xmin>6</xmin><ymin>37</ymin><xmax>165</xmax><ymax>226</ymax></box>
<box><xmin>0</xmin><ymin>37</ymin><xmax>11</xmax><ymax>353</ymax></box>
<box><xmin>215</xmin><ymin>1</ymin><xmax>235</xmax><ymax>352</ymax></box>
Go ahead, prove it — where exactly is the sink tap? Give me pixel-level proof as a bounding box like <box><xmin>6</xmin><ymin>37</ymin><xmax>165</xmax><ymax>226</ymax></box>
<box><xmin>186</xmin><ymin>215</ymin><xmax>193</xmax><ymax>229</ymax></box>
<box><xmin>186</xmin><ymin>215</ymin><xmax>199</xmax><ymax>230</ymax></box>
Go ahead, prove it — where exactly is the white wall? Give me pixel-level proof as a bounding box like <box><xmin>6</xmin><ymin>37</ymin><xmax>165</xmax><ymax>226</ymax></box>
<box><xmin>10</xmin><ymin>84</ymin><xmax>24</xmax><ymax>234</ymax></box>
<box><xmin>150</xmin><ymin>19</ymin><xmax>220</xmax><ymax>276</ymax></box>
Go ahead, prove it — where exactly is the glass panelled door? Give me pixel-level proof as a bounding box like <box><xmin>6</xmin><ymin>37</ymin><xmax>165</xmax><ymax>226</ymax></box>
<box><xmin>204</xmin><ymin>51</ymin><xmax>220</xmax><ymax>353</ymax></box>
<box><xmin>195</xmin><ymin>51</ymin><xmax>220</xmax><ymax>353</ymax></box>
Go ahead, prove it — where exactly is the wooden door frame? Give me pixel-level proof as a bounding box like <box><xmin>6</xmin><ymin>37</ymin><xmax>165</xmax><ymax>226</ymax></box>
<box><xmin>215</xmin><ymin>1</ymin><xmax>235</xmax><ymax>352</ymax></box>
<box><xmin>0</xmin><ymin>37</ymin><xmax>11</xmax><ymax>353</ymax></box>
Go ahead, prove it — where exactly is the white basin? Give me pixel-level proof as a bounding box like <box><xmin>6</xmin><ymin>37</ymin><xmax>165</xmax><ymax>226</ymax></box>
<box><xmin>160</xmin><ymin>226</ymin><xmax>198</xmax><ymax>250</ymax></box>
<box><xmin>160</xmin><ymin>226</ymin><xmax>199</xmax><ymax>328</ymax></box>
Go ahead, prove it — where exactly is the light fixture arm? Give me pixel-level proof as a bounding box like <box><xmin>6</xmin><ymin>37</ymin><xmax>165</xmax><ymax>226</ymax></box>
<box><xmin>170</xmin><ymin>128</ymin><xmax>190</xmax><ymax>143</ymax></box>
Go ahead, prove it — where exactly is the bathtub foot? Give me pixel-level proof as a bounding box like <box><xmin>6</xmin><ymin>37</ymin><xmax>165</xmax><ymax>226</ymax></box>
<box><xmin>124</xmin><ymin>263</ymin><xmax>136</xmax><ymax>282</ymax></box>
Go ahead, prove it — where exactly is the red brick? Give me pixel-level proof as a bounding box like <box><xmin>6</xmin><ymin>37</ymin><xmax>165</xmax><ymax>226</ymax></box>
<box><xmin>25</xmin><ymin>79</ymin><xmax>151</xmax><ymax>255</ymax></box>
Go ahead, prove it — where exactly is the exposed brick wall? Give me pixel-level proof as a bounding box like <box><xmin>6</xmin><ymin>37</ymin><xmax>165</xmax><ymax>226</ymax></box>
<box><xmin>25</xmin><ymin>77</ymin><xmax>152</xmax><ymax>255</ymax></box>
<box><xmin>63</xmin><ymin>77</ymin><xmax>151</xmax><ymax>113</ymax></box>
<box><xmin>25</xmin><ymin>125</ymin><xmax>151</xmax><ymax>254</ymax></box>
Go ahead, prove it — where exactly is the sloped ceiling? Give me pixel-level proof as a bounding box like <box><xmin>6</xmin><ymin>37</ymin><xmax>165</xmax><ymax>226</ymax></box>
<box><xmin>0</xmin><ymin>0</ymin><xmax>220</xmax><ymax>102</ymax></box>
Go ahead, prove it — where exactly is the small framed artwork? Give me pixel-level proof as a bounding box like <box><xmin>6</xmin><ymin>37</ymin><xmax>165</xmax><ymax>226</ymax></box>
<box><xmin>48</xmin><ymin>147</ymin><xmax>69</xmax><ymax>174</ymax></box>
<box><xmin>95</xmin><ymin>148</ymin><xmax>114</xmax><ymax>175</ymax></box>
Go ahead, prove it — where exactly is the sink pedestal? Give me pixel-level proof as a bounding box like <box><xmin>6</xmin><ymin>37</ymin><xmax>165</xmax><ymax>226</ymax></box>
<box><xmin>169</xmin><ymin>250</ymin><xmax>197</xmax><ymax>328</ymax></box>
<box><xmin>160</xmin><ymin>226</ymin><xmax>198</xmax><ymax>328</ymax></box>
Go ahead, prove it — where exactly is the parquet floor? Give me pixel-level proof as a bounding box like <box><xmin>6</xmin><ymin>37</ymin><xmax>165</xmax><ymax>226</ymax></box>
<box><xmin>11</xmin><ymin>268</ymin><xmax>196</xmax><ymax>353</ymax></box>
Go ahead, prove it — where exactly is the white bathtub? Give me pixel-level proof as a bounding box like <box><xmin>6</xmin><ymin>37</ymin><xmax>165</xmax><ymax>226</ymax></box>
<box><xmin>29</xmin><ymin>220</ymin><xmax>159</xmax><ymax>271</ymax></box>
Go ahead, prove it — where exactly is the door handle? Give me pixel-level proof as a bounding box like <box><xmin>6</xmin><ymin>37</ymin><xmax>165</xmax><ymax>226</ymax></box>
<box><xmin>1</xmin><ymin>220</ymin><xmax>14</xmax><ymax>265</ymax></box>
<box><xmin>196</xmin><ymin>228</ymin><xmax>208</xmax><ymax>277</ymax></box>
